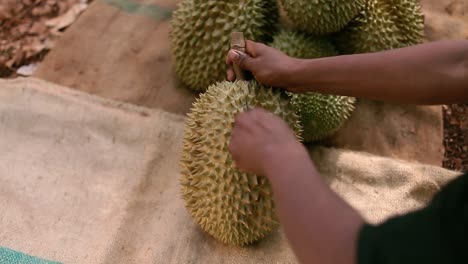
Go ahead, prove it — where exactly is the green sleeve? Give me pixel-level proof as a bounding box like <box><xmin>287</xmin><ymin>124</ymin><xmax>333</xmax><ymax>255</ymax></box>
<box><xmin>358</xmin><ymin>173</ymin><xmax>468</xmax><ymax>264</ymax></box>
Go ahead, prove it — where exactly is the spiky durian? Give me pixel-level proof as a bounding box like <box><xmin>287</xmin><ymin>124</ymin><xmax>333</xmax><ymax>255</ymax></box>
<box><xmin>334</xmin><ymin>0</ymin><xmax>400</xmax><ymax>54</ymax></box>
<box><xmin>271</xmin><ymin>28</ymin><xmax>356</xmax><ymax>142</ymax></box>
<box><xmin>387</xmin><ymin>0</ymin><xmax>424</xmax><ymax>46</ymax></box>
<box><xmin>180</xmin><ymin>80</ymin><xmax>302</xmax><ymax>246</ymax></box>
<box><xmin>289</xmin><ymin>94</ymin><xmax>356</xmax><ymax>142</ymax></box>
<box><xmin>271</xmin><ymin>27</ymin><xmax>338</xmax><ymax>58</ymax></box>
<box><xmin>335</xmin><ymin>0</ymin><xmax>424</xmax><ymax>54</ymax></box>
<box><xmin>170</xmin><ymin>0</ymin><xmax>279</xmax><ymax>91</ymax></box>
<box><xmin>280</xmin><ymin>0</ymin><xmax>365</xmax><ymax>35</ymax></box>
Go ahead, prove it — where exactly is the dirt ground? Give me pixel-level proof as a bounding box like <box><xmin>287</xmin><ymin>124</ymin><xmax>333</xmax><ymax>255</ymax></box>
<box><xmin>0</xmin><ymin>0</ymin><xmax>87</xmax><ymax>77</ymax></box>
<box><xmin>0</xmin><ymin>0</ymin><xmax>466</xmax><ymax>172</ymax></box>
<box><xmin>443</xmin><ymin>104</ymin><xmax>468</xmax><ymax>171</ymax></box>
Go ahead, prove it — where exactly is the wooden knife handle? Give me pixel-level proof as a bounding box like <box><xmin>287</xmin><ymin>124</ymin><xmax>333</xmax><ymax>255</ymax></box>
<box><xmin>230</xmin><ymin>32</ymin><xmax>248</xmax><ymax>81</ymax></box>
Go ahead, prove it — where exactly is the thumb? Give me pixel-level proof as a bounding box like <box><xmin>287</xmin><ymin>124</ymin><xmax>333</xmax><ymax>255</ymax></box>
<box><xmin>228</xmin><ymin>50</ymin><xmax>254</xmax><ymax>71</ymax></box>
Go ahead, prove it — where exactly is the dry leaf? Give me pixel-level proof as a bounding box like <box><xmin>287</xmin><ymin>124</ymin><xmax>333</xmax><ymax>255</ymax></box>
<box><xmin>1</xmin><ymin>0</ymin><xmax>86</xmax><ymax>77</ymax></box>
<box><xmin>29</xmin><ymin>22</ymin><xmax>48</xmax><ymax>35</ymax></box>
<box><xmin>32</xmin><ymin>5</ymin><xmax>53</xmax><ymax>16</ymax></box>
<box><xmin>6</xmin><ymin>51</ymin><xmax>24</xmax><ymax>68</ymax></box>
<box><xmin>46</xmin><ymin>3</ymin><xmax>87</xmax><ymax>33</ymax></box>
<box><xmin>17</xmin><ymin>22</ymin><xmax>32</xmax><ymax>34</ymax></box>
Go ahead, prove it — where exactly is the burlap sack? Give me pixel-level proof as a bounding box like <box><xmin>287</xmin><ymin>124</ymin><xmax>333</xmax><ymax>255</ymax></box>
<box><xmin>0</xmin><ymin>78</ymin><xmax>461</xmax><ymax>263</ymax></box>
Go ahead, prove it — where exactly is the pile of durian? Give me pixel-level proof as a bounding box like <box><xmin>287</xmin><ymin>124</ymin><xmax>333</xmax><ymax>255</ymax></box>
<box><xmin>171</xmin><ymin>0</ymin><xmax>424</xmax><ymax>246</ymax></box>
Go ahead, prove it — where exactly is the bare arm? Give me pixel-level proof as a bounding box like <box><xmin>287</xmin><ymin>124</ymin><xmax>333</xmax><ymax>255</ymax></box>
<box><xmin>266</xmin><ymin>146</ymin><xmax>363</xmax><ymax>264</ymax></box>
<box><xmin>293</xmin><ymin>40</ymin><xmax>468</xmax><ymax>104</ymax></box>
<box><xmin>229</xmin><ymin>109</ymin><xmax>364</xmax><ymax>264</ymax></box>
<box><xmin>227</xmin><ymin>40</ymin><xmax>468</xmax><ymax>105</ymax></box>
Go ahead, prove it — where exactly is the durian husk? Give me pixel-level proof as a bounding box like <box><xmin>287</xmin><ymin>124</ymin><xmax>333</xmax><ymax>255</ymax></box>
<box><xmin>180</xmin><ymin>80</ymin><xmax>302</xmax><ymax>246</ymax></box>
<box><xmin>387</xmin><ymin>0</ymin><xmax>425</xmax><ymax>47</ymax></box>
<box><xmin>280</xmin><ymin>0</ymin><xmax>365</xmax><ymax>35</ymax></box>
<box><xmin>271</xmin><ymin>27</ymin><xmax>338</xmax><ymax>58</ymax></box>
<box><xmin>271</xmin><ymin>28</ymin><xmax>357</xmax><ymax>142</ymax></box>
<box><xmin>290</xmin><ymin>94</ymin><xmax>356</xmax><ymax>142</ymax></box>
<box><xmin>170</xmin><ymin>0</ymin><xmax>279</xmax><ymax>92</ymax></box>
<box><xmin>335</xmin><ymin>0</ymin><xmax>424</xmax><ymax>54</ymax></box>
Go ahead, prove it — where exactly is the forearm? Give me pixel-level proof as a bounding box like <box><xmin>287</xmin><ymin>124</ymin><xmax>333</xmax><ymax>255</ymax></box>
<box><xmin>265</xmin><ymin>147</ymin><xmax>364</xmax><ymax>264</ymax></box>
<box><xmin>290</xmin><ymin>40</ymin><xmax>468</xmax><ymax>104</ymax></box>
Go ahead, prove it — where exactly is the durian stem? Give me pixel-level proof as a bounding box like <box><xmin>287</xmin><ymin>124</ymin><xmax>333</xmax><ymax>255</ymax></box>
<box><xmin>230</xmin><ymin>32</ymin><xmax>248</xmax><ymax>81</ymax></box>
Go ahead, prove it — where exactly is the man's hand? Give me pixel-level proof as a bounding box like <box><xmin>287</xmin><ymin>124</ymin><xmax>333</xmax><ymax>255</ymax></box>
<box><xmin>229</xmin><ymin>108</ymin><xmax>306</xmax><ymax>176</ymax></box>
<box><xmin>226</xmin><ymin>40</ymin><xmax>303</xmax><ymax>91</ymax></box>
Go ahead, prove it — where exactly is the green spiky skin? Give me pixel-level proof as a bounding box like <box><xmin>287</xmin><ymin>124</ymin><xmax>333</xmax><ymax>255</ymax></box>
<box><xmin>171</xmin><ymin>0</ymin><xmax>279</xmax><ymax>92</ymax></box>
<box><xmin>271</xmin><ymin>28</ymin><xmax>356</xmax><ymax>142</ymax></box>
<box><xmin>271</xmin><ymin>27</ymin><xmax>338</xmax><ymax>58</ymax></box>
<box><xmin>335</xmin><ymin>0</ymin><xmax>400</xmax><ymax>54</ymax></box>
<box><xmin>388</xmin><ymin>0</ymin><xmax>425</xmax><ymax>47</ymax></box>
<box><xmin>335</xmin><ymin>0</ymin><xmax>424</xmax><ymax>54</ymax></box>
<box><xmin>280</xmin><ymin>0</ymin><xmax>365</xmax><ymax>35</ymax></box>
<box><xmin>291</xmin><ymin>94</ymin><xmax>356</xmax><ymax>142</ymax></box>
<box><xmin>180</xmin><ymin>81</ymin><xmax>302</xmax><ymax>246</ymax></box>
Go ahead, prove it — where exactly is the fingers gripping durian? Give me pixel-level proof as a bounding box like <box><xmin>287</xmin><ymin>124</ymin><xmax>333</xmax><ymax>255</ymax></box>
<box><xmin>280</xmin><ymin>0</ymin><xmax>365</xmax><ymax>35</ymax></box>
<box><xmin>180</xmin><ymin>81</ymin><xmax>302</xmax><ymax>246</ymax></box>
<box><xmin>170</xmin><ymin>0</ymin><xmax>279</xmax><ymax>92</ymax></box>
<box><xmin>271</xmin><ymin>28</ymin><xmax>356</xmax><ymax>142</ymax></box>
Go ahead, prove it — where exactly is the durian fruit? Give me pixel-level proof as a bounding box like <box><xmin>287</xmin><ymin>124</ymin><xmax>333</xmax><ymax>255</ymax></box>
<box><xmin>334</xmin><ymin>0</ymin><xmax>400</xmax><ymax>54</ymax></box>
<box><xmin>289</xmin><ymin>94</ymin><xmax>356</xmax><ymax>142</ymax></box>
<box><xmin>335</xmin><ymin>0</ymin><xmax>424</xmax><ymax>54</ymax></box>
<box><xmin>271</xmin><ymin>27</ymin><xmax>338</xmax><ymax>59</ymax></box>
<box><xmin>271</xmin><ymin>28</ymin><xmax>356</xmax><ymax>142</ymax></box>
<box><xmin>387</xmin><ymin>0</ymin><xmax>424</xmax><ymax>47</ymax></box>
<box><xmin>170</xmin><ymin>0</ymin><xmax>279</xmax><ymax>92</ymax></box>
<box><xmin>180</xmin><ymin>80</ymin><xmax>302</xmax><ymax>246</ymax></box>
<box><xmin>279</xmin><ymin>0</ymin><xmax>365</xmax><ymax>35</ymax></box>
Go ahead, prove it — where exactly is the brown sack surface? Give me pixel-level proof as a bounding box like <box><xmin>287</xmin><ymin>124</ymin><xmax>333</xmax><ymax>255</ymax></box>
<box><xmin>326</xmin><ymin>101</ymin><xmax>444</xmax><ymax>166</ymax></box>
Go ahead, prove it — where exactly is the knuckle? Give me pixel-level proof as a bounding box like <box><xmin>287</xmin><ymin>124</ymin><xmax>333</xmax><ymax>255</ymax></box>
<box><xmin>246</xmin><ymin>40</ymin><xmax>256</xmax><ymax>53</ymax></box>
<box><xmin>258</xmin><ymin>42</ymin><xmax>267</xmax><ymax>50</ymax></box>
<box><xmin>237</xmin><ymin>54</ymin><xmax>247</xmax><ymax>67</ymax></box>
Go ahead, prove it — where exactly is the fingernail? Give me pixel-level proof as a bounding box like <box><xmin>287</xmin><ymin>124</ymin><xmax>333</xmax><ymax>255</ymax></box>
<box><xmin>229</xmin><ymin>50</ymin><xmax>240</xmax><ymax>60</ymax></box>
